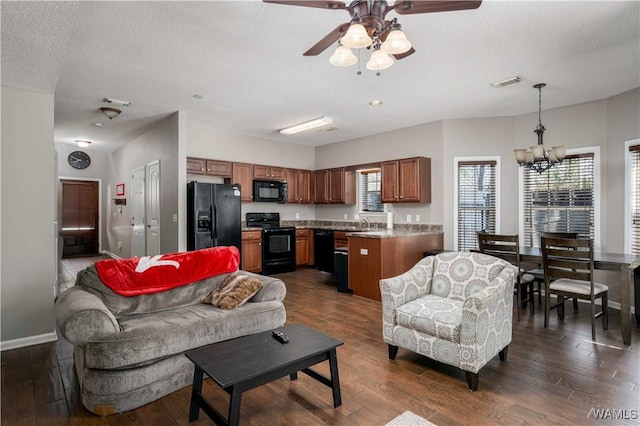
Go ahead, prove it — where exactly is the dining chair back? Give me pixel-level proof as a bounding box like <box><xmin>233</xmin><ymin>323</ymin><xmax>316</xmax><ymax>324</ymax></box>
<box><xmin>541</xmin><ymin>236</ymin><xmax>608</xmax><ymax>340</ymax></box>
<box><xmin>477</xmin><ymin>233</ymin><xmax>534</xmax><ymax>321</ymax></box>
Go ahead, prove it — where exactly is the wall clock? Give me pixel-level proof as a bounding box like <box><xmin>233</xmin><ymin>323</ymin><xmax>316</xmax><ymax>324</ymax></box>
<box><xmin>68</xmin><ymin>150</ymin><xmax>91</xmax><ymax>169</ymax></box>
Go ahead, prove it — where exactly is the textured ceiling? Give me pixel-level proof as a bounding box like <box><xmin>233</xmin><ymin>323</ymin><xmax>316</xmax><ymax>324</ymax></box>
<box><xmin>2</xmin><ymin>1</ymin><xmax>639</xmax><ymax>153</ymax></box>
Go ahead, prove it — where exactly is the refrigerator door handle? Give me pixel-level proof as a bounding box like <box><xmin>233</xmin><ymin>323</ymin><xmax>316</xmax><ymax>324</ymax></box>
<box><xmin>212</xmin><ymin>204</ymin><xmax>218</xmax><ymax>242</ymax></box>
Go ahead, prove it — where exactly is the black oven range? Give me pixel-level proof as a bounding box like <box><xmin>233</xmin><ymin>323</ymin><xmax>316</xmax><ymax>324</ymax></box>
<box><xmin>246</xmin><ymin>213</ymin><xmax>296</xmax><ymax>275</ymax></box>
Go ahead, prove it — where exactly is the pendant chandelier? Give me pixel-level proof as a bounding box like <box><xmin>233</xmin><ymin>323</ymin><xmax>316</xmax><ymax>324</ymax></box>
<box><xmin>514</xmin><ymin>83</ymin><xmax>566</xmax><ymax>173</ymax></box>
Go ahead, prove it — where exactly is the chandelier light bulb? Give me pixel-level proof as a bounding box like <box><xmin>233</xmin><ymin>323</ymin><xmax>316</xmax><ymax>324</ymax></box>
<box><xmin>381</xmin><ymin>30</ymin><xmax>412</xmax><ymax>54</ymax></box>
<box><xmin>329</xmin><ymin>45</ymin><xmax>357</xmax><ymax>67</ymax></box>
<box><xmin>366</xmin><ymin>49</ymin><xmax>394</xmax><ymax>71</ymax></box>
<box><xmin>341</xmin><ymin>23</ymin><xmax>372</xmax><ymax>49</ymax></box>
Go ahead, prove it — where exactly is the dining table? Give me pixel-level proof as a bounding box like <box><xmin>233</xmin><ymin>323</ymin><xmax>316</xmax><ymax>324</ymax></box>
<box><xmin>519</xmin><ymin>247</ymin><xmax>640</xmax><ymax>345</ymax></box>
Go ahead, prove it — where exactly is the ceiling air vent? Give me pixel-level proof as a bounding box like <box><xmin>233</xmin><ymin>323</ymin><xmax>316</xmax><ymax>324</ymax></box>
<box><xmin>491</xmin><ymin>76</ymin><xmax>522</xmax><ymax>88</ymax></box>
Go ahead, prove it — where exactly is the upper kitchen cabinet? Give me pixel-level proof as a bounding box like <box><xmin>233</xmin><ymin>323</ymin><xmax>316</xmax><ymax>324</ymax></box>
<box><xmin>232</xmin><ymin>162</ymin><xmax>254</xmax><ymax>202</ymax></box>
<box><xmin>187</xmin><ymin>157</ymin><xmax>232</xmax><ymax>177</ymax></box>
<box><xmin>381</xmin><ymin>157</ymin><xmax>431</xmax><ymax>203</ymax></box>
<box><xmin>287</xmin><ymin>169</ymin><xmax>313</xmax><ymax>204</ymax></box>
<box><xmin>314</xmin><ymin>167</ymin><xmax>355</xmax><ymax>204</ymax></box>
<box><xmin>253</xmin><ymin>165</ymin><xmax>286</xmax><ymax>181</ymax></box>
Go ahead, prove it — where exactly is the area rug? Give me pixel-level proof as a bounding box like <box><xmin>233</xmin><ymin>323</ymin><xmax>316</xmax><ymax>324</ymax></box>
<box><xmin>385</xmin><ymin>411</ymin><xmax>436</xmax><ymax>426</ymax></box>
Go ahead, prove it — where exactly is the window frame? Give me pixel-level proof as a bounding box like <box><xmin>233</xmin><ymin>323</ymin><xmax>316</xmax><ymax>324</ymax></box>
<box><xmin>357</xmin><ymin>168</ymin><xmax>386</xmax><ymax>215</ymax></box>
<box><xmin>625</xmin><ymin>138</ymin><xmax>640</xmax><ymax>254</ymax></box>
<box><xmin>453</xmin><ymin>156</ymin><xmax>501</xmax><ymax>251</ymax></box>
<box><xmin>518</xmin><ymin>146</ymin><xmax>601</xmax><ymax>250</ymax></box>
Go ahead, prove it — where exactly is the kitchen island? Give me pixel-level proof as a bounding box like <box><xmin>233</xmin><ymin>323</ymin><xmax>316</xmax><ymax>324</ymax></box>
<box><xmin>347</xmin><ymin>230</ymin><xmax>443</xmax><ymax>301</ymax></box>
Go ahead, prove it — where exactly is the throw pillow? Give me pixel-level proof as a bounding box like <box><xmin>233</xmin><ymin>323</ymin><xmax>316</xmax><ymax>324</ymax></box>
<box><xmin>203</xmin><ymin>274</ymin><xmax>263</xmax><ymax>309</ymax></box>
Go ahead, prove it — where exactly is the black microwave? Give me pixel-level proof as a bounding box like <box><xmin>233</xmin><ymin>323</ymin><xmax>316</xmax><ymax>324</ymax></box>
<box><xmin>253</xmin><ymin>180</ymin><xmax>287</xmax><ymax>203</ymax></box>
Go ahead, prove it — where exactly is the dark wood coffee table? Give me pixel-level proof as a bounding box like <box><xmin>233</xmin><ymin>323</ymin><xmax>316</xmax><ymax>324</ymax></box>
<box><xmin>185</xmin><ymin>323</ymin><xmax>344</xmax><ymax>425</ymax></box>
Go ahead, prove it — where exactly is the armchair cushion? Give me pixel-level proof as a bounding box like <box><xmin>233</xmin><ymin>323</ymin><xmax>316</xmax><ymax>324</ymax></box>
<box><xmin>396</xmin><ymin>294</ymin><xmax>463</xmax><ymax>343</ymax></box>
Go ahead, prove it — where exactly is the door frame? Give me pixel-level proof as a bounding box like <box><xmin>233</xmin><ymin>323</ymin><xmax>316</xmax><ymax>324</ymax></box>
<box><xmin>57</xmin><ymin>176</ymin><xmax>103</xmax><ymax>256</ymax></box>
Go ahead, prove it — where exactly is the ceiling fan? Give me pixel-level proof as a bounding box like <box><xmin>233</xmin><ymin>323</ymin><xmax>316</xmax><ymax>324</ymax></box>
<box><xmin>263</xmin><ymin>0</ymin><xmax>482</xmax><ymax>72</ymax></box>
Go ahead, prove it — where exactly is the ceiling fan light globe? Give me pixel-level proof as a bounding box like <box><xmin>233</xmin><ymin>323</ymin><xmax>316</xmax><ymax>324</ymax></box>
<box><xmin>341</xmin><ymin>23</ymin><xmax>372</xmax><ymax>49</ymax></box>
<box><xmin>329</xmin><ymin>45</ymin><xmax>357</xmax><ymax>67</ymax></box>
<box><xmin>381</xmin><ymin>30</ymin><xmax>412</xmax><ymax>54</ymax></box>
<box><xmin>366</xmin><ymin>49</ymin><xmax>394</xmax><ymax>71</ymax></box>
<box><xmin>553</xmin><ymin>146</ymin><xmax>566</xmax><ymax>160</ymax></box>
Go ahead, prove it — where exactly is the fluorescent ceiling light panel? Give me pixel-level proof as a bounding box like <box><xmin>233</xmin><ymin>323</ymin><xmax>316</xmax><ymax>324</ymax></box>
<box><xmin>280</xmin><ymin>116</ymin><xmax>333</xmax><ymax>135</ymax></box>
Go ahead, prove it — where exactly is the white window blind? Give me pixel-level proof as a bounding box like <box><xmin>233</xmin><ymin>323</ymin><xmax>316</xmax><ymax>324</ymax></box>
<box><xmin>523</xmin><ymin>153</ymin><xmax>594</xmax><ymax>247</ymax></box>
<box><xmin>630</xmin><ymin>144</ymin><xmax>640</xmax><ymax>254</ymax></box>
<box><xmin>457</xmin><ymin>160</ymin><xmax>497</xmax><ymax>251</ymax></box>
<box><xmin>360</xmin><ymin>169</ymin><xmax>383</xmax><ymax>212</ymax></box>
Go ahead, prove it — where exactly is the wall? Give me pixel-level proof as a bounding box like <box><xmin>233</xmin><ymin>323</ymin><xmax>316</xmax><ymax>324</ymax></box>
<box><xmin>1</xmin><ymin>85</ymin><xmax>56</xmax><ymax>347</ymax></box>
<box><xmin>314</xmin><ymin>121</ymin><xmax>444</xmax><ymax>226</ymax></box>
<box><xmin>107</xmin><ymin>113</ymin><xmax>180</xmax><ymax>258</ymax></box>
<box><xmin>55</xmin><ymin>142</ymin><xmax>110</xmax><ymax>257</ymax></box>
<box><xmin>187</xmin><ymin>124</ymin><xmax>316</xmax><ymax>221</ymax></box>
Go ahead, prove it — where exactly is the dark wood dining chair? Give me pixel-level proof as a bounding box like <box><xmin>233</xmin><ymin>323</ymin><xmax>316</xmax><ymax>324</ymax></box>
<box><xmin>541</xmin><ymin>236</ymin><xmax>608</xmax><ymax>340</ymax></box>
<box><xmin>526</xmin><ymin>232</ymin><xmax>579</xmax><ymax>311</ymax></box>
<box><xmin>477</xmin><ymin>233</ymin><xmax>534</xmax><ymax>322</ymax></box>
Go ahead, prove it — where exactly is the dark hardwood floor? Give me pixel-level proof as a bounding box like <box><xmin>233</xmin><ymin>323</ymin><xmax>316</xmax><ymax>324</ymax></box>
<box><xmin>2</xmin><ymin>257</ymin><xmax>639</xmax><ymax>425</ymax></box>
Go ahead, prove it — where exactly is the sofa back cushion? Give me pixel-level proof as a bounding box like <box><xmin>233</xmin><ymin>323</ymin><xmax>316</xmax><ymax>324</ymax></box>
<box><xmin>431</xmin><ymin>251</ymin><xmax>507</xmax><ymax>301</ymax></box>
<box><xmin>76</xmin><ymin>265</ymin><xmax>227</xmax><ymax>318</ymax></box>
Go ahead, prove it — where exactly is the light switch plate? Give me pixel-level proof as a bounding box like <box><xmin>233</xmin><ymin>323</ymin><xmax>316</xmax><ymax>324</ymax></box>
<box><xmin>295</xmin><ymin>212</ymin><xmax>300</xmax><ymax>219</ymax></box>
<box><xmin>344</xmin><ymin>214</ymin><xmax>348</xmax><ymax>220</ymax></box>
<box><xmin>415</xmin><ymin>214</ymin><xmax>421</xmax><ymax>222</ymax></box>
<box><xmin>406</xmin><ymin>214</ymin><xmax>412</xmax><ymax>223</ymax></box>
<box><xmin>172</xmin><ymin>213</ymin><xmax>178</xmax><ymax>222</ymax></box>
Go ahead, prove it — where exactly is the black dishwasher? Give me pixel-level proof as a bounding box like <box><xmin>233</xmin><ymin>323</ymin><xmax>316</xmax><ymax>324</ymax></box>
<box><xmin>314</xmin><ymin>229</ymin><xmax>335</xmax><ymax>273</ymax></box>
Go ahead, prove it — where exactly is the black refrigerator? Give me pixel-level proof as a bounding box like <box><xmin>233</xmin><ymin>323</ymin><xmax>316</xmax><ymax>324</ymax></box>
<box><xmin>187</xmin><ymin>182</ymin><xmax>242</xmax><ymax>255</ymax></box>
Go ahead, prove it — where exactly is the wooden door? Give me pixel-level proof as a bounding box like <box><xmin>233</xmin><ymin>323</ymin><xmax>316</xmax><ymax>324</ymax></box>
<box><xmin>61</xmin><ymin>180</ymin><xmax>99</xmax><ymax>258</ymax></box>
<box><xmin>314</xmin><ymin>170</ymin><xmax>328</xmax><ymax>204</ymax></box>
<box><xmin>298</xmin><ymin>170</ymin><xmax>313</xmax><ymax>204</ymax></box>
<box><xmin>233</xmin><ymin>162</ymin><xmax>253</xmax><ymax>202</ymax></box>
<box><xmin>381</xmin><ymin>161</ymin><xmax>399</xmax><ymax>203</ymax></box>
<box><xmin>286</xmin><ymin>169</ymin><xmax>299</xmax><ymax>203</ymax></box>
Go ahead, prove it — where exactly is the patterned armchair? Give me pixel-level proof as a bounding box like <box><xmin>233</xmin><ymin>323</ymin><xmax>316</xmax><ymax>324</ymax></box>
<box><xmin>379</xmin><ymin>251</ymin><xmax>517</xmax><ymax>391</ymax></box>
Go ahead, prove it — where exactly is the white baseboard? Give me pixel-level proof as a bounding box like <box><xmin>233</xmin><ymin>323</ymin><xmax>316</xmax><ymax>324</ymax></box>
<box><xmin>101</xmin><ymin>250</ymin><xmax>122</xmax><ymax>260</ymax></box>
<box><xmin>0</xmin><ymin>330</ymin><xmax>58</xmax><ymax>352</ymax></box>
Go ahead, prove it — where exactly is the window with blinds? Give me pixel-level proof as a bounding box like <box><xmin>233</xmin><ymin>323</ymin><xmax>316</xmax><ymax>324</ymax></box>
<box><xmin>359</xmin><ymin>169</ymin><xmax>383</xmax><ymax>212</ymax></box>
<box><xmin>630</xmin><ymin>144</ymin><xmax>640</xmax><ymax>254</ymax></box>
<box><xmin>523</xmin><ymin>153</ymin><xmax>594</xmax><ymax>247</ymax></box>
<box><xmin>457</xmin><ymin>160</ymin><xmax>497</xmax><ymax>251</ymax></box>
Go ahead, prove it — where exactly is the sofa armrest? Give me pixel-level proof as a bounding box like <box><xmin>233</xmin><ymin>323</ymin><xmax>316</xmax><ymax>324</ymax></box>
<box><xmin>237</xmin><ymin>270</ymin><xmax>287</xmax><ymax>303</ymax></box>
<box><xmin>55</xmin><ymin>287</ymin><xmax>120</xmax><ymax>346</ymax></box>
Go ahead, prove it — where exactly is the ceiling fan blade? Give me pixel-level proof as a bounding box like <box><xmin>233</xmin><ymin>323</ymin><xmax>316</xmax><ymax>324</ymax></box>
<box><xmin>388</xmin><ymin>1</ymin><xmax>481</xmax><ymax>16</ymax></box>
<box><xmin>393</xmin><ymin>47</ymin><xmax>415</xmax><ymax>60</ymax></box>
<box><xmin>263</xmin><ymin>0</ymin><xmax>348</xmax><ymax>11</ymax></box>
<box><xmin>303</xmin><ymin>22</ymin><xmax>351</xmax><ymax>56</ymax></box>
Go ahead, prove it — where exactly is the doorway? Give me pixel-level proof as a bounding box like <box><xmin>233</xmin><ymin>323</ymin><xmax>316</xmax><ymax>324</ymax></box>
<box><xmin>131</xmin><ymin>160</ymin><xmax>161</xmax><ymax>257</ymax></box>
<box><xmin>60</xmin><ymin>179</ymin><xmax>99</xmax><ymax>258</ymax></box>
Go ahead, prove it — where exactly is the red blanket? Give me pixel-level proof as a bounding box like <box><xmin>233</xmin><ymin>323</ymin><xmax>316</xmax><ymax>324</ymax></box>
<box><xmin>95</xmin><ymin>246</ymin><xmax>239</xmax><ymax>296</ymax></box>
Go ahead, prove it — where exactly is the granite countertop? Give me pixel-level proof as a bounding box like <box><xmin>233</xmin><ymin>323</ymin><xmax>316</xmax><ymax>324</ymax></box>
<box><xmin>345</xmin><ymin>229</ymin><xmax>443</xmax><ymax>238</ymax></box>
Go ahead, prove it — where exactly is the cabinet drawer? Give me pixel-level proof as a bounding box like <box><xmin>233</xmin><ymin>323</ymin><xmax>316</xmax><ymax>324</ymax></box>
<box><xmin>242</xmin><ymin>230</ymin><xmax>262</xmax><ymax>241</ymax></box>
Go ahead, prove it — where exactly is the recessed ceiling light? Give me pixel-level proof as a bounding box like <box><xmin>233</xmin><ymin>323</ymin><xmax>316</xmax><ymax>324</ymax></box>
<box><xmin>193</xmin><ymin>94</ymin><xmax>204</xmax><ymax>99</ymax></box>
<box><xmin>369</xmin><ymin>100</ymin><xmax>383</xmax><ymax>106</ymax></box>
<box><xmin>91</xmin><ymin>122</ymin><xmax>103</xmax><ymax>127</ymax></box>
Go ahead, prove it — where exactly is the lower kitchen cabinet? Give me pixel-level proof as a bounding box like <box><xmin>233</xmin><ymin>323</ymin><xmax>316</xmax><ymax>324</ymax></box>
<box><xmin>348</xmin><ymin>233</ymin><xmax>443</xmax><ymax>301</ymax></box>
<box><xmin>241</xmin><ymin>230</ymin><xmax>262</xmax><ymax>273</ymax></box>
<box><xmin>295</xmin><ymin>229</ymin><xmax>313</xmax><ymax>266</ymax></box>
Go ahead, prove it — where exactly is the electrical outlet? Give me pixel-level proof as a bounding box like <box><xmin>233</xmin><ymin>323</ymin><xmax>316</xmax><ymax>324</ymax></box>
<box><xmin>415</xmin><ymin>214</ymin><xmax>421</xmax><ymax>222</ymax></box>
<box><xmin>117</xmin><ymin>241</ymin><xmax>122</xmax><ymax>250</ymax></box>
<box><xmin>344</xmin><ymin>214</ymin><xmax>348</xmax><ymax>220</ymax></box>
<box><xmin>172</xmin><ymin>213</ymin><xmax>178</xmax><ymax>222</ymax></box>
<box><xmin>406</xmin><ymin>214</ymin><xmax>412</xmax><ymax>223</ymax></box>
<box><xmin>295</xmin><ymin>212</ymin><xmax>300</xmax><ymax>219</ymax></box>
<box><xmin>354</xmin><ymin>213</ymin><xmax>360</xmax><ymax>220</ymax></box>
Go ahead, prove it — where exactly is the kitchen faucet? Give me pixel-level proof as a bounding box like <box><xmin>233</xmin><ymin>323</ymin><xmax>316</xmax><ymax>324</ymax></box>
<box><xmin>361</xmin><ymin>217</ymin><xmax>371</xmax><ymax>229</ymax></box>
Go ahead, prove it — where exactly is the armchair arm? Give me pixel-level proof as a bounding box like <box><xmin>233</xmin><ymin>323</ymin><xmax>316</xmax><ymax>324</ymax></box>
<box><xmin>55</xmin><ymin>287</ymin><xmax>120</xmax><ymax>346</ymax></box>
<box><xmin>380</xmin><ymin>256</ymin><xmax>435</xmax><ymax>340</ymax></box>
<box><xmin>459</xmin><ymin>264</ymin><xmax>516</xmax><ymax>372</ymax></box>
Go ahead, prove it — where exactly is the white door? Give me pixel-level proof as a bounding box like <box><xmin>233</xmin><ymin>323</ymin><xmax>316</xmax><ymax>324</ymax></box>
<box><xmin>146</xmin><ymin>160</ymin><xmax>161</xmax><ymax>256</ymax></box>
<box><xmin>131</xmin><ymin>167</ymin><xmax>146</xmax><ymax>257</ymax></box>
